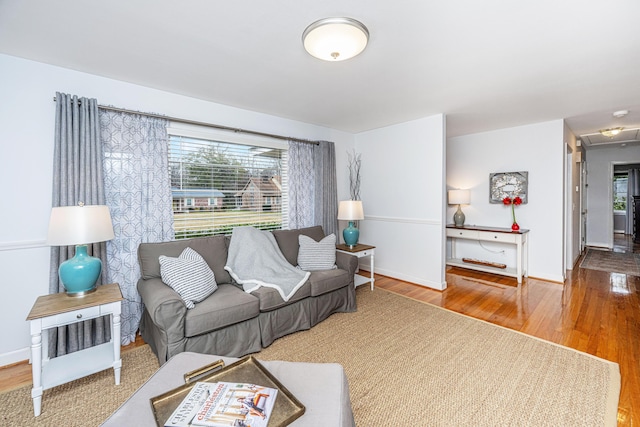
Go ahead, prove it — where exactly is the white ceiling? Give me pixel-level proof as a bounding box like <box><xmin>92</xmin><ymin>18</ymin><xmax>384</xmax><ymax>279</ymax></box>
<box><xmin>1</xmin><ymin>0</ymin><xmax>640</xmax><ymax>139</ymax></box>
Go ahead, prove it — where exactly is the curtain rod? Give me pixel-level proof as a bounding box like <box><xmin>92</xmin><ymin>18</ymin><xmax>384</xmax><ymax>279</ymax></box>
<box><xmin>53</xmin><ymin>97</ymin><xmax>319</xmax><ymax>145</ymax></box>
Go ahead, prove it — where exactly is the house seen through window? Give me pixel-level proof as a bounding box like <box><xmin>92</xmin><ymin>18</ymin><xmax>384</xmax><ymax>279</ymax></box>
<box><xmin>168</xmin><ymin>133</ymin><xmax>288</xmax><ymax>239</ymax></box>
<box><xmin>613</xmin><ymin>174</ymin><xmax>627</xmax><ymax>212</ymax></box>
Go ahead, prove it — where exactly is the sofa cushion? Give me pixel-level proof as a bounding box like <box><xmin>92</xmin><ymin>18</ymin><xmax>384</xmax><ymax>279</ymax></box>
<box><xmin>184</xmin><ymin>284</ymin><xmax>260</xmax><ymax>337</ymax></box>
<box><xmin>138</xmin><ymin>235</ymin><xmax>232</xmax><ymax>284</ymax></box>
<box><xmin>308</xmin><ymin>269</ymin><xmax>350</xmax><ymax>297</ymax></box>
<box><xmin>159</xmin><ymin>247</ymin><xmax>218</xmax><ymax>309</ymax></box>
<box><xmin>272</xmin><ymin>226</ymin><xmax>325</xmax><ymax>266</ymax></box>
<box><xmin>250</xmin><ymin>280</ymin><xmax>312</xmax><ymax>312</ymax></box>
<box><xmin>298</xmin><ymin>234</ymin><xmax>337</xmax><ymax>271</ymax></box>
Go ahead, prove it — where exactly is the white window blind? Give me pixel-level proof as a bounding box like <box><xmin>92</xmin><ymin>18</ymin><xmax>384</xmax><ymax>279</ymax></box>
<box><xmin>168</xmin><ymin>133</ymin><xmax>288</xmax><ymax>239</ymax></box>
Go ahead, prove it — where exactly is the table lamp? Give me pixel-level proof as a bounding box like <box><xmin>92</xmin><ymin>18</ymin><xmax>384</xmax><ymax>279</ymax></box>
<box><xmin>47</xmin><ymin>204</ymin><xmax>115</xmax><ymax>296</ymax></box>
<box><xmin>337</xmin><ymin>200</ymin><xmax>364</xmax><ymax>248</ymax></box>
<box><xmin>448</xmin><ymin>189</ymin><xmax>470</xmax><ymax>227</ymax></box>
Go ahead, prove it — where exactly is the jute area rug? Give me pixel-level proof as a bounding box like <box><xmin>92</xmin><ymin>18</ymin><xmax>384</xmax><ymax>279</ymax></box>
<box><xmin>579</xmin><ymin>247</ymin><xmax>640</xmax><ymax>276</ymax></box>
<box><xmin>1</xmin><ymin>288</ymin><xmax>620</xmax><ymax>426</ymax></box>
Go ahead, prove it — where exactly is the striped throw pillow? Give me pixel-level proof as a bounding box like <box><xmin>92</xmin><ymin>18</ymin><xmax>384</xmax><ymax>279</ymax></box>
<box><xmin>297</xmin><ymin>233</ymin><xmax>337</xmax><ymax>271</ymax></box>
<box><xmin>159</xmin><ymin>247</ymin><xmax>217</xmax><ymax>309</ymax></box>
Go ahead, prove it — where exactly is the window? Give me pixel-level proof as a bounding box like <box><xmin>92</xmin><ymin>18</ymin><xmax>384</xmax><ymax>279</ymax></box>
<box><xmin>168</xmin><ymin>131</ymin><xmax>288</xmax><ymax>239</ymax></box>
<box><xmin>613</xmin><ymin>174</ymin><xmax>627</xmax><ymax>211</ymax></box>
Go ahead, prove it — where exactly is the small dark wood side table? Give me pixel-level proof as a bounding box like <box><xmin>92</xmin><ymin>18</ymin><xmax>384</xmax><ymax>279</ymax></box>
<box><xmin>336</xmin><ymin>243</ymin><xmax>376</xmax><ymax>290</ymax></box>
<box><xmin>26</xmin><ymin>283</ymin><xmax>123</xmax><ymax>416</ymax></box>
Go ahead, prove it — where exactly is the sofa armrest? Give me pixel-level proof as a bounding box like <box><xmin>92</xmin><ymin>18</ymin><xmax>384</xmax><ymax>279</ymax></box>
<box><xmin>335</xmin><ymin>251</ymin><xmax>358</xmax><ymax>278</ymax></box>
<box><xmin>137</xmin><ymin>278</ymin><xmax>187</xmax><ymax>342</ymax></box>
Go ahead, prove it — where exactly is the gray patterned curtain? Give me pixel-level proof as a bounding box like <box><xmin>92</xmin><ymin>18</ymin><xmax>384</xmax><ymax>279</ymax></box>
<box><xmin>314</xmin><ymin>141</ymin><xmax>338</xmax><ymax>237</ymax></box>
<box><xmin>288</xmin><ymin>141</ymin><xmax>316</xmax><ymax>229</ymax></box>
<box><xmin>49</xmin><ymin>92</ymin><xmax>110</xmax><ymax>357</ymax></box>
<box><xmin>288</xmin><ymin>140</ymin><xmax>338</xmax><ymax>236</ymax></box>
<box><xmin>100</xmin><ymin>110</ymin><xmax>174</xmax><ymax>345</ymax></box>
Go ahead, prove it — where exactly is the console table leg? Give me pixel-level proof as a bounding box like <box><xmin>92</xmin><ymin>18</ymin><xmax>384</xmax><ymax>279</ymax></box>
<box><xmin>30</xmin><ymin>331</ymin><xmax>43</xmax><ymax>416</ymax></box>
<box><xmin>517</xmin><ymin>242</ymin><xmax>523</xmax><ymax>285</ymax></box>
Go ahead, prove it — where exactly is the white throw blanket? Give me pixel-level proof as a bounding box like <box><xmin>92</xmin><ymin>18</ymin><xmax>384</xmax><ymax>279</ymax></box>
<box><xmin>224</xmin><ymin>226</ymin><xmax>310</xmax><ymax>301</ymax></box>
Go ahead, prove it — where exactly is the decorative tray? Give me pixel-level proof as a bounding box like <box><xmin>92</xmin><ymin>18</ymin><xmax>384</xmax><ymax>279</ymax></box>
<box><xmin>150</xmin><ymin>356</ymin><xmax>305</xmax><ymax>426</ymax></box>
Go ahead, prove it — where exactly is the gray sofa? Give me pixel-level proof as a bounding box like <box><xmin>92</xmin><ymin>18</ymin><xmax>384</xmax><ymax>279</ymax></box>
<box><xmin>137</xmin><ymin>226</ymin><xmax>358</xmax><ymax>363</ymax></box>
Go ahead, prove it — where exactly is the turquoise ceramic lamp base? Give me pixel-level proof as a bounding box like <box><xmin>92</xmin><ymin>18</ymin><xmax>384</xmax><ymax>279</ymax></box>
<box><xmin>343</xmin><ymin>221</ymin><xmax>360</xmax><ymax>248</ymax></box>
<box><xmin>59</xmin><ymin>244</ymin><xmax>102</xmax><ymax>297</ymax></box>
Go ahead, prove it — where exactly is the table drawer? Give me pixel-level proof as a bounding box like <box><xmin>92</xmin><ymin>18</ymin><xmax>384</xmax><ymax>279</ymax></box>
<box><xmin>446</xmin><ymin>228</ymin><xmax>479</xmax><ymax>239</ymax></box>
<box><xmin>485</xmin><ymin>232</ymin><xmax>517</xmax><ymax>243</ymax></box>
<box><xmin>354</xmin><ymin>249</ymin><xmax>374</xmax><ymax>258</ymax></box>
<box><xmin>41</xmin><ymin>306</ymin><xmax>102</xmax><ymax>328</ymax></box>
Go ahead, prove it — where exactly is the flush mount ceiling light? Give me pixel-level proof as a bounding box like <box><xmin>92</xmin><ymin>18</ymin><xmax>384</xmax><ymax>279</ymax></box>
<box><xmin>613</xmin><ymin>110</ymin><xmax>629</xmax><ymax>118</ymax></box>
<box><xmin>302</xmin><ymin>17</ymin><xmax>369</xmax><ymax>61</ymax></box>
<box><xmin>599</xmin><ymin>127</ymin><xmax>624</xmax><ymax>138</ymax></box>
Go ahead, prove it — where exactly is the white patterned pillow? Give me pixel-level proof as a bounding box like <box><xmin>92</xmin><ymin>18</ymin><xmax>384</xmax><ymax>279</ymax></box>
<box><xmin>159</xmin><ymin>247</ymin><xmax>217</xmax><ymax>309</ymax></box>
<box><xmin>297</xmin><ymin>233</ymin><xmax>337</xmax><ymax>271</ymax></box>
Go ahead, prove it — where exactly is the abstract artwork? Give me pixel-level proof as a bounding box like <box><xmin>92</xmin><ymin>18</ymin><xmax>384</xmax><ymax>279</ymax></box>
<box><xmin>489</xmin><ymin>171</ymin><xmax>528</xmax><ymax>204</ymax></box>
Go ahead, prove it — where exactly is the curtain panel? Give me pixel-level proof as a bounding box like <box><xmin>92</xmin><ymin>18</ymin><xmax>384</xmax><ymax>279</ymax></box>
<box><xmin>100</xmin><ymin>110</ymin><xmax>174</xmax><ymax>345</ymax></box>
<box><xmin>314</xmin><ymin>141</ymin><xmax>338</xmax><ymax>237</ymax></box>
<box><xmin>288</xmin><ymin>141</ymin><xmax>316</xmax><ymax>229</ymax></box>
<box><xmin>49</xmin><ymin>92</ymin><xmax>110</xmax><ymax>357</ymax></box>
<box><xmin>288</xmin><ymin>140</ymin><xmax>338</xmax><ymax>236</ymax></box>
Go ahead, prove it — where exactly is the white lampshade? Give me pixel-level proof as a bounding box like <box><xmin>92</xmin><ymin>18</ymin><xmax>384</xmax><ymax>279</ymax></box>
<box><xmin>337</xmin><ymin>200</ymin><xmax>364</xmax><ymax>220</ymax></box>
<box><xmin>47</xmin><ymin>205</ymin><xmax>115</xmax><ymax>246</ymax></box>
<box><xmin>303</xmin><ymin>17</ymin><xmax>369</xmax><ymax>61</ymax></box>
<box><xmin>448</xmin><ymin>190</ymin><xmax>470</xmax><ymax>205</ymax></box>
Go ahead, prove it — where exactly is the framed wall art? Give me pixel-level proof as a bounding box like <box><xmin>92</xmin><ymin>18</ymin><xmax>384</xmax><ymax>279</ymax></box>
<box><xmin>489</xmin><ymin>171</ymin><xmax>528</xmax><ymax>204</ymax></box>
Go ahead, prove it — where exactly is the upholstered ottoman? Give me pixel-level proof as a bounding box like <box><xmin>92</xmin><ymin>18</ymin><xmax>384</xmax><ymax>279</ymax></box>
<box><xmin>101</xmin><ymin>352</ymin><xmax>355</xmax><ymax>427</ymax></box>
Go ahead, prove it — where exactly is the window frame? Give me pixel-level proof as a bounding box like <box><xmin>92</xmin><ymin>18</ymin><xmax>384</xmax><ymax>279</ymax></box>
<box><xmin>167</xmin><ymin>125</ymin><xmax>289</xmax><ymax>239</ymax></box>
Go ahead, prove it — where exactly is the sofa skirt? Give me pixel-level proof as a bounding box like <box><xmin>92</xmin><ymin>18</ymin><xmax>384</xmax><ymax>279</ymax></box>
<box><xmin>309</xmin><ymin>285</ymin><xmax>356</xmax><ymax>327</ymax></box>
<box><xmin>141</xmin><ymin>309</ymin><xmax>262</xmax><ymax>364</ymax></box>
<box><xmin>258</xmin><ymin>284</ymin><xmax>357</xmax><ymax>348</ymax></box>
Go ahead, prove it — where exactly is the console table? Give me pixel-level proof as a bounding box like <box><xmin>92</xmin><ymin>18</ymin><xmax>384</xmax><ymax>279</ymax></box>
<box><xmin>446</xmin><ymin>225</ymin><xmax>529</xmax><ymax>284</ymax></box>
<box><xmin>26</xmin><ymin>283</ymin><xmax>123</xmax><ymax>416</ymax></box>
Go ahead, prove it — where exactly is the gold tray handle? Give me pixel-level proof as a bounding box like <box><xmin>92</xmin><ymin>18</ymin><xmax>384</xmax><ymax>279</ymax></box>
<box><xmin>183</xmin><ymin>359</ymin><xmax>225</xmax><ymax>384</ymax></box>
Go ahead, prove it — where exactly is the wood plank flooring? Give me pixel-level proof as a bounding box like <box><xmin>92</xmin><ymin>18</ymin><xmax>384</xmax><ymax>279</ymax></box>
<box><xmin>375</xmin><ymin>235</ymin><xmax>639</xmax><ymax>427</ymax></box>
<box><xmin>1</xmin><ymin>236</ymin><xmax>638</xmax><ymax>425</ymax></box>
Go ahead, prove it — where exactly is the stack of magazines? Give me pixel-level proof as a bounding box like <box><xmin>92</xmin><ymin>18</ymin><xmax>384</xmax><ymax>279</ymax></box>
<box><xmin>164</xmin><ymin>381</ymin><xmax>278</xmax><ymax>427</ymax></box>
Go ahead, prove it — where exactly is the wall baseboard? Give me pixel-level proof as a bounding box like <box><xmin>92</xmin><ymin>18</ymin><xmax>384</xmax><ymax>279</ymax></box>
<box><xmin>0</xmin><ymin>347</ymin><xmax>30</xmax><ymax>368</ymax></box>
<box><xmin>373</xmin><ymin>266</ymin><xmax>447</xmax><ymax>291</ymax></box>
<box><xmin>586</xmin><ymin>242</ymin><xmax>613</xmax><ymax>250</ymax></box>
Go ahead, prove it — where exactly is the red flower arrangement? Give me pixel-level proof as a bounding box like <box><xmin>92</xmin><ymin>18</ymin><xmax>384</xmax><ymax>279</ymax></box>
<box><xmin>503</xmin><ymin>196</ymin><xmax>522</xmax><ymax>231</ymax></box>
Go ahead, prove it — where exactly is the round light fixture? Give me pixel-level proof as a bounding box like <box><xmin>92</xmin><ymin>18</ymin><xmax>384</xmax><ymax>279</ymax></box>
<box><xmin>613</xmin><ymin>110</ymin><xmax>629</xmax><ymax>118</ymax></box>
<box><xmin>302</xmin><ymin>17</ymin><xmax>369</xmax><ymax>61</ymax></box>
<box><xmin>599</xmin><ymin>127</ymin><xmax>624</xmax><ymax>138</ymax></box>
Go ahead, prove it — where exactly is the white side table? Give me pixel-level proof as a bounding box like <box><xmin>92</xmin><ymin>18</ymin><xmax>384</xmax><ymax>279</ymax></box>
<box><xmin>26</xmin><ymin>283</ymin><xmax>123</xmax><ymax>416</ymax></box>
<box><xmin>336</xmin><ymin>243</ymin><xmax>375</xmax><ymax>290</ymax></box>
<box><xmin>445</xmin><ymin>225</ymin><xmax>529</xmax><ymax>285</ymax></box>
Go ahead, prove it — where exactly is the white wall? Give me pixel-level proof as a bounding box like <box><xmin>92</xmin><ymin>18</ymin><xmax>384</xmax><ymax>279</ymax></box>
<box><xmin>563</xmin><ymin>122</ymin><xmax>582</xmax><ymax>269</ymax></box>
<box><xmin>0</xmin><ymin>54</ymin><xmax>355</xmax><ymax>365</ymax></box>
<box><xmin>355</xmin><ymin>115</ymin><xmax>447</xmax><ymax>290</ymax></box>
<box><xmin>447</xmin><ymin>120</ymin><xmax>566</xmax><ymax>282</ymax></box>
<box><xmin>585</xmin><ymin>145</ymin><xmax>640</xmax><ymax>248</ymax></box>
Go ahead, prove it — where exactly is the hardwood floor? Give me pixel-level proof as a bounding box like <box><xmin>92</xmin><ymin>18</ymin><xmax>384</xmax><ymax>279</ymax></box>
<box><xmin>376</xmin><ymin>234</ymin><xmax>639</xmax><ymax>427</ymax></box>
<box><xmin>1</xmin><ymin>238</ymin><xmax>638</xmax><ymax>425</ymax></box>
